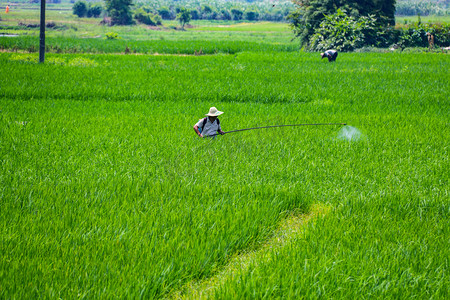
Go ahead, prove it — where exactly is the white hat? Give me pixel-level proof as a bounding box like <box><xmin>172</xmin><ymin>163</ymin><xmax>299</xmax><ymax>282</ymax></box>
<box><xmin>206</xmin><ymin>107</ymin><xmax>223</xmax><ymax>117</ymax></box>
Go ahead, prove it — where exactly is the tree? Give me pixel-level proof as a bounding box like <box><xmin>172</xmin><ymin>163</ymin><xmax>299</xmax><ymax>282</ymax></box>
<box><xmin>72</xmin><ymin>1</ymin><xmax>87</xmax><ymax>18</ymax></box>
<box><xmin>288</xmin><ymin>0</ymin><xmax>396</xmax><ymax>47</ymax></box>
<box><xmin>177</xmin><ymin>7</ymin><xmax>191</xmax><ymax>29</ymax></box>
<box><xmin>309</xmin><ymin>9</ymin><xmax>378</xmax><ymax>51</ymax></box>
<box><xmin>158</xmin><ymin>6</ymin><xmax>172</xmax><ymax>20</ymax></box>
<box><xmin>105</xmin><ymin>0</ymin><xmax>134</xmax><ymax>25</ymax></box>
<box><xmin>245</xmin><ymin>10</ymin><xmax>259</xmax><ymax>21</ymax></box>
<box><xmin>190</xmin><ymin>9</ymin><xmax>200</xmax><ymax>20</ymax></box>
<box><xmin>135</xmin><ymin>9</ymin><xmax>161</xmax><ymax>26</ymax></box>
<box><xmin>231</xmin><ymin>8</ymin><xmax>243</xmax><ymax>20</ymax></box>
<box><xmin>87</xmin><ymin>3</ymin><xmax>103</xmax><ymax>18</ymax></box>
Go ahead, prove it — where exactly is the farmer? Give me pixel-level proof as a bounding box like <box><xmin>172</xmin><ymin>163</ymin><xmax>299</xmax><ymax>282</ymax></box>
<box><xmin>321</xmin><ymin>49</ymin><xmax>338</xmax><ymax>62</ymax></box>
<box><xmin>193</xmin><ymin>107</ymin><xmax>225</xmax><ymax>138</ymax></box>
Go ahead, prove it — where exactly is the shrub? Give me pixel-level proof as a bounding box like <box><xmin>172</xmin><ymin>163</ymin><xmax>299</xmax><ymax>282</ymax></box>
<box><xmin>72</xmin><ymin>1</ymin><xmax>87</xmax><ymax>18</ymax></box>
<box><xmin>87</xmin><ymin>4</ymin><xmax>103</xmax><ymax>18</ymax></box>
<box><xmin>134</xmin><ymin>9</ymin><xmax>161</xmax><ymax>26</ymax></box>
<box><xmin>105</xmin><ymin>32</ymin><xmax>120</xmax><ymax>40</ymax></box>
<box><xmin>231</xmin><ymin>8</ymin><xmax>243</xmax><ymax>21</ymax></box>
<box><xmin>158</xmin><ymin>7</ymin><xmax>172</xmax><ymax>20</ymax></box>
<box><xmin>245</xmin><ymin>10</ymin><xmax>259</xmax><ymax>21</ymax></box>
<box><xmin>399</xmin><ymin>22</ymin><xmax>450</xmax><ymax>48</ymax></box>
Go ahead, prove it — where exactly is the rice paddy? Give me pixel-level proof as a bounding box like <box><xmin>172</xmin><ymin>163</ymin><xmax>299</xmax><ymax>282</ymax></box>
<box><xmin>0</xmin><ymin>6</ymin><xmax>449</xmax><ymax>299</ymax></box>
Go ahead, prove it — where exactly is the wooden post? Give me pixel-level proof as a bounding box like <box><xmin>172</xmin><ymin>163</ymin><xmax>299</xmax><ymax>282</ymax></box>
<box><xmin>39</xmin><ymin>0</ymin><xmax>45</xmax><ymax>63</ymax></box>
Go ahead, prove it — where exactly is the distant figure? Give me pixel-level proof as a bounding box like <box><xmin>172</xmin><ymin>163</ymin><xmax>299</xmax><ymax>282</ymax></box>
<box><xmin>426</xmin><ymin>32</ymin><xmax>434</xmax><ymax>50</ymax></box>
<box><xmin>321</xmin><ymin>50</ymin><xmax>338</xmax><ymax>62</ymax></box>
<box><xmin>5</xmin><ymin>5</ymin><xmax>9</xmax><ymax>13</ymax></box>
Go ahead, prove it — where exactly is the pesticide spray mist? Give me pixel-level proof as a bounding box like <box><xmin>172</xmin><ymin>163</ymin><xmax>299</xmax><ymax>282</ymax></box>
<box><xmin>337</xmin><ymin>126</ymin><xmax>362</xmax><ymax>141</ymax></box>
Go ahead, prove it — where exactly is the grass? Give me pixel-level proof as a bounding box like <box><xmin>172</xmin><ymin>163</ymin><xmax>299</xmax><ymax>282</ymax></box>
<box><xmin>0</xmin><ymin>4</ymin><xmax>449</xmax><ymax>299</ymax></box>
<box><xmin>0</xmin><ymin>50</ymin><xmax>449</xmax><ymax>298</ymax></box>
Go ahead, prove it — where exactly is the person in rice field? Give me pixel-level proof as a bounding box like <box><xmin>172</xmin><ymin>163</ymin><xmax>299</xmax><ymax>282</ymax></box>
<box><xmin>193</xmin><ymin>107</ymin><xmax>225</xmax><ymax>138</ymax></box>
<box><xmin>321</xmin><ymin>49</ymin><xmax>338</xmax><ymax>62</ymax></box>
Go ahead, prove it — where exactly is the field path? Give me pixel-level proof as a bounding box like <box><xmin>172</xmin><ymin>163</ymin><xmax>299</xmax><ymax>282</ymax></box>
<box><xmin>169</xmin><ymin>204</ymin><xmax>330</xmax><ymax>299</ymax></box>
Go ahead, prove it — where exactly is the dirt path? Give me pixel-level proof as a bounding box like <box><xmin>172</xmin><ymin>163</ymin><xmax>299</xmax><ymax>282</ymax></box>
<box><xmin>169</xmin><ymin>204</ymin><xmax>330</xmax><ymax>299</ymax></box>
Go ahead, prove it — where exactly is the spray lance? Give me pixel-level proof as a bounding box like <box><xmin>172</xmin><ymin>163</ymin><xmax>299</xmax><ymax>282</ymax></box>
<box><xmin>209</xmin><ymin>123</ymin><xmax>347</xmax><ymax>137</ymax></box>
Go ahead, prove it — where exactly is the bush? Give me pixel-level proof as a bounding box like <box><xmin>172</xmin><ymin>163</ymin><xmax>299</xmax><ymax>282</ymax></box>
<box><xmin>105</xmin><ymin>32</ymin><xmax>120</xmax><ymax>40</ymax></box>
<box><xmin>134</xmin><ymin>9</ymin><xmax>161</xmax><ymax>26</ymax></box>
<box><xmin>399</xmin><ymin>22</ymin><xmax>450</xmax><ymax>48</ymax></box>
<box><xmin>87</xmin><ymin>4</ymin><xmax>103</xmax><ymax>18</ymax></box>
<box><xmin>245</xmin><ymin>10</ymin><xmax>259</xmax><ymax>21</ymax></box>
<box><xmin>158</xmin><ymin>7</ymin><xmax>172</xmax><ymax>20</ymax></box>
<box><xmin>231</xmin><ymin>8</ymin><xmax>243</xmax><ymax>21</ymax></box>
<box><xmin>72</xmin><ymin>1</ymin><xmax>87</xmax><ymax>18</ymax></box>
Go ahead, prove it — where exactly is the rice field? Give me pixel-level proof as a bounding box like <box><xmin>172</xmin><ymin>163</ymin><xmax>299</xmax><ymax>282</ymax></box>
<box><xmin>1</xmin><ymin>49</ymin><xmax>448</xmax><ymax>298</ymax></box>
<box><xmin>1</xmin><ymin>5</ymin><xmax>450</xmax><ymax>298</ymax></box>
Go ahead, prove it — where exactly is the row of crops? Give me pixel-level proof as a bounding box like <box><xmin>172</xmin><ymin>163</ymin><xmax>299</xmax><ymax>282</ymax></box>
<box><xmin>1</xmin><ymin>49</ymin><xmax>449</xmax><ymax>298</ymax></box>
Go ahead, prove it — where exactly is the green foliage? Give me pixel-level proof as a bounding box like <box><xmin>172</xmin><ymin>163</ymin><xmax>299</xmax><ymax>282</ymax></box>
<box><xmin>231</xmin><ymin>8</ymin><xmax>243</xmax><ymax>20</ymax></box>
<box><xmin>309</xmin><ymin>9</ymin><xmax>378</xmax><ymax>51</ymax></box>
<box><xmin>87</xmin><ymin>3</ymin><xmax>103</xmax><ymax>18</ymax></box>
<box><xmin>177</xmin><ymin>7</ymin><xmax>192</xmax><ymax>28</ymax></box>
<box><xmin>396</xmin><ymin>0</ymin><xmax>449</xmax><ymax>16</ymax></box>
<box><xmin>105</xmin><ymin>0</ymin><xmax>134</xmax><ymax>25</ymax></box>
<box><xmin>158</xmin><ymin>6</ymin><xmax>173</xmax><ymax>20</ymax></box>
<box><xmin>399</xmin><ymin>22</ymin><xmax>450</xmax><ymax>47</ymax></box>
<box><xmin>105</xmin><ymin>32</ymin><xmax>120</xmax><ymax>39</ymax></box>
<box><xmin>288</xmin><ymin>0</ymin><xmax>396</xmax><ymax>47</ymax></box>
<box><xmin>245</xmin><ymin>10</ymin><xmax>259</xmax><ymax>21</ymax></box>
<box><xmin>134</xmin><ymin>9</ymin><xmax>161</xmax><ymax>26</ymax></box>
<box><xmin>72</xmin><ymin>0</ymin><xmax>87</xmax><ymax>18</ymax></box>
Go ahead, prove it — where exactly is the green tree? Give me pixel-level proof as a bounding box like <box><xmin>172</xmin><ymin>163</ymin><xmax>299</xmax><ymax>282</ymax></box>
<box><xmin>134</xmin><ymin>9</ymin><xmax>161</xmax><ymax>26</ymax></box>
<box><xmin>158</xmin><ymin>6</ymin><xmax>172</xmax><ymax>20</ymax></box>
<box><xmin>177</xmin><ymin>7</ymin><xmax>191</xmax><ymax>29</ymax></box>
<box><xmin>105</xmin><ymin>0</ymin><xmax>134</xmax><ymax>25</ymax></box>
<box><xmin>245</xmin><ymin>10</ymin><xmax>259</xmax><ymax>21</ymax></box>
<box><xmin>87</xmin><ymin>3</ymin><xmax>103</xmax><ymax>18</ymax></box>
<box><xmin>201</xmin><ymin>5</ymin><xmax>213</xmax><ymax>14</ymax></box>
<box><xmin>288</xmin><ymin>0</ymin><xmax>396</xmax><ymax>46</ymax></box>
<box><xmin>72</xmin><ymin>1</ymin><xmax>87</xmax><ymax>18</ymax></box>
<box><xmin>231</xmin><ymin>8</ymin><xmax>243</xmax><ymax>20</ymax></box>
<box><xmin>309</xmin><ymin>9</ymin><xmax>378</xmax><ymax>51</ymax></box>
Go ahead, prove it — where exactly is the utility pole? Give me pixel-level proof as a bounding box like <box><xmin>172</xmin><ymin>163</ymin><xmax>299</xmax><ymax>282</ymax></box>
<box><xmin>39</xmin><ymin>0</ymin><xmax>45</xmax><ymax>63</ymax></box>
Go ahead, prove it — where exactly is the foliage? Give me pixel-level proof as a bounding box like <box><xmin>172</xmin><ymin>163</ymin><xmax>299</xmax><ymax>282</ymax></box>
<box><xmin>87</xmin><ymin>3</ymin><xmax>103</xmax><ymax>18</ymax></box>
<box><xmin>231</xmin><ymin>8</ymin><xmax>244</xmax><ymax>20</ymax></box>
<box><xmin>177</xmin><ymin>7</ymin><xmax>192</xmax><ymax>28</ymax></box>
<box><xmin>158</xmin><ymin>6</ymin><xmax>173</xmax><ymax>20</ymax></box>
<box><xmin>396</xmin><ymin>0</ymin><xmax>449</xmax><ymax>16</ymax></box>
<box><xmin>105</xmin><ymin>0</ymin><xmax>134</xmax><ymax>25</ymax></box>
<box><xmin>133</xmin><ymin>0</ymin><xmax>294</xmax><ymax>22</ymax></box>
<box><xmin>288</xmin><ymin>0</ymin><xmax>396</xmax><ymax>47</ymax></box>
<box><xmin>134</xmin><ymin>9</ymin><xmax>161</xmax><ymax>26</ymax></box>
<box><xmin>72</xmin><ymin>0</ymin><xmax>88</xmax><ymax>18</ymax></box>
<box><xmin>399</xmin><ymin>21</ymin><xmax>450</xmax><ymax>47</ymax></box>
<box><xmin>105</xmin><ymin>32</ymin><xmax>120</xmax><ymax>39</ymax></box>
<box><xmin>308</xmin><ymin>9</ymin><xmax>397</xmax><ymax>51</ymax></box>
<box><xmin>245</xmin><ymin>10</ymin><xmax>259</xmax><ymax>21</ymax></box>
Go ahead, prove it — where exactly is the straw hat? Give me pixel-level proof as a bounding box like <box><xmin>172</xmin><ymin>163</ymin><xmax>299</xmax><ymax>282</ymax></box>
<box><xmin>206</xmin><ymin>107</ymin><xmax>224</xmax><ymax>117</ymax></box>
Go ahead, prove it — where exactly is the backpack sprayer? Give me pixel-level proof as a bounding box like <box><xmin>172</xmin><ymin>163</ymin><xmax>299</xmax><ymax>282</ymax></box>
<box><xmin>208</xmin><ymin>123</ymin><xmax>347</xmax><ymax>137</ymax></box>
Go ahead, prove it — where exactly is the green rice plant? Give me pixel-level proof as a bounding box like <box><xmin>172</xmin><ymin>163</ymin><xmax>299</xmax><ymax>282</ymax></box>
<box><xmin>0</xmin><ymin>50</ymin><xmax>449</xmax><ymax>298</ymax></box>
